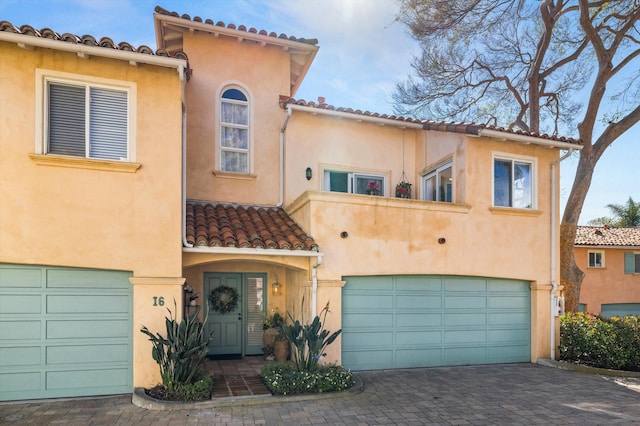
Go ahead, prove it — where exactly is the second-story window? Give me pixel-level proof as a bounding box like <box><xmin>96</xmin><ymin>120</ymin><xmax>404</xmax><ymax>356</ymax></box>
<box><xmin>422</xmin><ymin>161</ymin><xmax>453</xmax><ymax>202</ymax></box>
<box><xmin>493</xmin><ymin>155</ymin><xmax>535</xmax><ymax>209</ymax></box>
<box><xmin>324</xmin><ymin>170</ymin><xmax>385</xmax><ymax>196</ymax></box>
<box><xmin>588</xmin><ymin>251</ymin><xmax>604</xmax><ymax>268</ymax></box>
<box><xmin>47</xmin><ymin>81</ymin><xmax>129</xmax><ymax>161</ymax></box>
<box><xmin>220</xmin><ymin>88</ymin><xmax>249</xmax><ymax>173</ymax></box>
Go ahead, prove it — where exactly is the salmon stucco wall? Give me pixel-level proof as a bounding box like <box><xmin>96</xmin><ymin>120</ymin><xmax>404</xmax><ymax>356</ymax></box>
<box><xmin>0</xmin><ymin>41</ymin><xmax>186</xmax><ymax>388</ymax></box>
<box><xmin>575</xmin><ymin>247</ymin><xmax>640</xmax><ymax>314</ymax></box>
<box><xmin>286</xmin><ymin>132</ymin><xmax>560</xmax><ymax>363</ymax></box>
<box><xmin>182</xmin><ymin>32</ymin><xmax>291</xmax><ymax>205</ymax></box>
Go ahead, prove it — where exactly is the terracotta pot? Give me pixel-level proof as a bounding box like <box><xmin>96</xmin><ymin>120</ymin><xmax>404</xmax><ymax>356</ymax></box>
<box><xmin>273</xmin><ymin>340</ymin><xmax>290</xmax><ymax>362</ymax></box>
<box><xmin>263</xmin><ymin>330</ymin><xmax>276</xmax><ymax>349</ymax></box>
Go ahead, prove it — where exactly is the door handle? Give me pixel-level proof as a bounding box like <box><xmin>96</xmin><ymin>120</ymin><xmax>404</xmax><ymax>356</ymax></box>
<box><xmin>238</xmin><ymin>314</ymin><xmax>242</xmax><ymax>320</ymax></box>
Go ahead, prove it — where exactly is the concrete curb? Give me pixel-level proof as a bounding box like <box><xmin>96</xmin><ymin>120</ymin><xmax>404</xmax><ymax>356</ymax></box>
<box><xmin>537</xmin><ymin>358</ymin><xmax>640</xmax><ymax>378</ymax></box>
<box><xmin>131</xmin><ymin>375</ymin><xmax>364</xmax><ymax>410</ymax></box>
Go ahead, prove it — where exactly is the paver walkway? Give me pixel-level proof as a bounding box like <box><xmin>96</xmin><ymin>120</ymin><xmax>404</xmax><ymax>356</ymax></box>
<box><xmin>2</xmin><ymin>363</ymin><xmax>640</xmax><ymax>425</ymax></box>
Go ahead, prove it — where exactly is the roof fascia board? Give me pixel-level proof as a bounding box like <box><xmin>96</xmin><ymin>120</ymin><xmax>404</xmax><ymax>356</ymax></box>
<box><xmin>575</xmin><ymin>244</ymin><xmax>640</xmax><ymax>249</ymax></box>
<box><xmin>478</xmin><ymin>128</ymin><xmax>582</xmax><ymax>150</ymax></box>
<box><xmin>183</xmin><ymin>247</ymin><xmax>322</xmax><ymax>257</ymax></box>
<box><xmin>0</xmin><ymin>31</ymin><xmax>187</xmax><ymax>79</ymax></box>
<box><xmin>287</xmin><ymin>103</ymin><xmax>424</xmax><ymax>129</ymax></box>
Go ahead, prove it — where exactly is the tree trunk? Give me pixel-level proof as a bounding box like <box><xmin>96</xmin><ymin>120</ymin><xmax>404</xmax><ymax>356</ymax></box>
<box><xmin>560</xmin><ymin>148</ymin><xmax>596</xmax><ymax>312</ymax></box>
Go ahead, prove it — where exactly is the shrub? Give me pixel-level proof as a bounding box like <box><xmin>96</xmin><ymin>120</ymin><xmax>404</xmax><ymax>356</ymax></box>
<box><xmin>260</xmin><ymin>362</ymin><xmax>355</xmax><ymax>395</ymax></box>
<box><xmin>146</xmin><ymin>371</ymin><xmax>214</xmax><ymax>402</ymax></box>
<box><xmin>559</xmin><ymin>312</ymin><xmax>640</xmax><ymax>371</ymax></box>
<box><xmin>140</xmin><ymin>302</ymin><xmax>213</xmax><ymax>392</ymax></box>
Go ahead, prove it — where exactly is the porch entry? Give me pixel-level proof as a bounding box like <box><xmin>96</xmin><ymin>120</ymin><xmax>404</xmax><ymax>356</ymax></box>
<box><xmin>204</xmin><ymin>272</ymin><xmax>266</xmax><ymax>357</ymax></box>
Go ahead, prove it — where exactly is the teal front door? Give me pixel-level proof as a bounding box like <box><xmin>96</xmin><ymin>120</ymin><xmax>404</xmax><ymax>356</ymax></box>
<box><xmin>204</xmin><ymin>273</ymin><xmax>266</xmax><ymax>356</ymax></box>
<box><xmin>205</xmin><ymin>273</ymin><xmax>242</xmax><ymax>355</ymax></box>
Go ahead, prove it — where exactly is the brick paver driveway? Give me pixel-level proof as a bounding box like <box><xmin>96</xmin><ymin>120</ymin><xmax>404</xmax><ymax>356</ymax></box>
<box><xmin>2</xmin><ymin>363</ymin><xmax>640</xmax><ymax>425</ymax></box>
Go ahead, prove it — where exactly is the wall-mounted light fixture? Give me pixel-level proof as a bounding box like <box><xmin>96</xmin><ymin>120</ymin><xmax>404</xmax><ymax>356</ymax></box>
<box><xmin>272</xmin><ymin>275</ymin><xmax>280</xmax><ymax>296</ymax></box>
<box><xmin>306</xmin><ymin>167</ymin><xmax>312</xmax><ymax>181</ymax></box>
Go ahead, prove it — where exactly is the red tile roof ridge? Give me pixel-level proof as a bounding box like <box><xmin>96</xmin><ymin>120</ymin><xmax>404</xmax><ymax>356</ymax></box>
<box><xmin>279</xmin><ymin>96</ymin><xmax>582</xmax><ymax>145</ymax></box>
<box><xmin>0</xmin><ymin>19</ymin><xmax>188</xmax><ymax>61</ymax></box>
<box><xmin>154</xmin><ymin>6</ymin><xmax>318</xmax><ymax>46</ymax></box>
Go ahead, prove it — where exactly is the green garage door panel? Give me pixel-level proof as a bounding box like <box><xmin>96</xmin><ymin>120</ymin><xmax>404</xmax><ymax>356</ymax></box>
<box><xmin>342</xmin><ymin>276</ymin><xmax>530</xmax><ymax>370</ymax></box>
<box><xmin>0</xmin><ymin>264</ymin><xmax>133</xmax><ymax>401</ymax></box>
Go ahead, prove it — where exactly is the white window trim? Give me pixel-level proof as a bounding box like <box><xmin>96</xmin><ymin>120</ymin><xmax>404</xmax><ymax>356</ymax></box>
<box><xmin>491</xmin><ymin>152</ymin><xmax>537</xmax><ymax>209</ymax></box>
<box><xmin>35</xmin><ymin>69</ymin><xmax>137</xmax><ymax>162</ymax></box>
<box><xmin>588</xmin><ymin>250</ymin><xmax>605</xmax><ymax>268</ymax></box>
<box><xmin>215</xmin><ymin>81</ymin><xmax>253</xmax><ymax>174</ymax></box>
<box><xmin>421</xmin><ymin>159</ymin><xmax>454</xmax><ymax>202</ymax></box>
<box><xmin>322</xmin><ymin>166</ymin><xmax>388</xmax><ymax>196</ymax></box>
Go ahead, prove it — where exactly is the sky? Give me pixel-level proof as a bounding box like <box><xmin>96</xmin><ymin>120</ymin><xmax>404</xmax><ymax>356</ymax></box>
<box><xmin>2</xmin><ymin>0</ymin><xmax>638</xmax><ymax>225</ymax></box>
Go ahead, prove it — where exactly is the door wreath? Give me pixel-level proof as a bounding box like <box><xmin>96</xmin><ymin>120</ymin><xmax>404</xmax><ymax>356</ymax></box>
<box><xmin>208</xmin><ymin>285</ymin><xmax>239</xmax><ymax>313</ymax></box>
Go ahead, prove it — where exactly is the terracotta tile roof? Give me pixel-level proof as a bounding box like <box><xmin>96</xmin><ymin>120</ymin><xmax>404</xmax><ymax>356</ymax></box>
<box><xmin>0</xmin><ymin>20</ymin><xmax>188</xmax><ymax>60</ymax></box>
<box><xmin>575</xmin><ymin>226</ymin><xmax>640</xmax><ymax>247</ymax></box>
<box><xmin>280</xmin><ymin>97</ymin><xmax>582</xmax><ymax>146</ymax></box>
<box><xmin>185</xmin><ymin>201</ymin><xmax>318</xmax><ymax>251</ymax></box>
<box><xmin>154</xmin><ymin>6</ymin><xmax>318</xmax><ymax>46</ymax></box>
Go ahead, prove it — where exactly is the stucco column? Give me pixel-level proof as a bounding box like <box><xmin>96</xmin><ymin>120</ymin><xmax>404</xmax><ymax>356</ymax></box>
<box><xmin>316</xmin><ymin>279</ymin><xmax>346</xmax><ymax>365</ymax></box>
<box><xmin>130</xmin><ymin>277</ymin><xmax>185</xmax><ymax>388</ymax></box>
<box><xmin>530</xmin><ymin>281</ymin><xmax>552</xmax><ymax>363</ymax></box>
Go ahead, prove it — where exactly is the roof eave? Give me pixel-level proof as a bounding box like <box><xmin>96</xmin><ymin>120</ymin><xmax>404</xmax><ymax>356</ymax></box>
<box><xmin>0</xmin><ymin>31</ymin><xmax>188</xmax><ymax>79</ymax></box>
<box><xmin>575</xmin><ymin>244</ymin><xmax>640</xmax><ymax>249</ymax></box>
<box><xmin>478</xmin><ymin>129</ymin><xmax>583</xmax><ymax>150</ymax></box>
<box><xmin>153</xmin><ymin>13</ymin><xmax>318</xmax><ymax>96</ymax></box>
<box><xmin>286</xmin><ymin>103</ymin><xmax>424</xmax><ymax>129</ymax></box>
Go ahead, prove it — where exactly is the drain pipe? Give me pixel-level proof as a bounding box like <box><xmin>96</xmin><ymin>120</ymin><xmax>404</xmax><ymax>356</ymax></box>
<box><xmin>312</xmin><ymin>254</ymin><xmax>324</xmax><ymax>318</ymax></box>
<box><xmin>181</xmin><ymin>75</ymin><xmax>193</xmax><ymax>248</ymax></box>
<box><xmin>278</xmin><ymin>106</ymin><xmax>292</xmax><ymax>207</ymax></box>
<box><xmin>550</xmin><ymin>148</ymin><xmax>574</xmax><ymax>359</ymax></box>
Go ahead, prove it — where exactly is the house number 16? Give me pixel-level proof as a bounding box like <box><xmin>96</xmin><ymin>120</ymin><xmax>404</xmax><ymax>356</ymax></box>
<box><xmin>153</xmin><ymin>296</ymin><xmax>165</xmax><ymax>306</ymax></box>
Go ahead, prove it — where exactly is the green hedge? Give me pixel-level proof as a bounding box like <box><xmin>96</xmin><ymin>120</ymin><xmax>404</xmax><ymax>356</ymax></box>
<box><xmin>559</xmin><ymin>312</ymin><xmax>640</xmax><ymax>371</ymax></box>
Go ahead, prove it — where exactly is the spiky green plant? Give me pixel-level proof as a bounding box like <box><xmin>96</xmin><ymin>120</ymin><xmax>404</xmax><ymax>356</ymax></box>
<box><xmin>140</xmin><ymin>301</ymin><xmax>212</xmax><ymax>390</ymax></box>
<box><xmin>280</xmin><ymin>301</ymin><xmax>341</xmax><ymax>372</ymax></box>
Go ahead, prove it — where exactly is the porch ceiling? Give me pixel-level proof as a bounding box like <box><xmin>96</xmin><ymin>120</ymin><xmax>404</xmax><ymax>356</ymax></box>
<box><xmin>185</xmin><ymin>201</ymin><xmax>318</xmax><ymax>251</ymax></box>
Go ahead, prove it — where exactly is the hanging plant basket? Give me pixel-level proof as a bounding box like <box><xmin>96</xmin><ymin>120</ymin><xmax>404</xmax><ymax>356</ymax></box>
<box><xmin>208</xmin><ymin>285</ymin><xmax>239</xmax><ymax>314</ymax></box>
<box><xmin>395</xmin><ymin>181</ymin><xmax>412</xmax><ymax>199</ymax></box>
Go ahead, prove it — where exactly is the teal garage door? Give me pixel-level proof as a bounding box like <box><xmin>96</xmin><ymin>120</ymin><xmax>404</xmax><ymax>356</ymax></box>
<box><xmin>601</xmin><ymin>303</ymin><xmax>640</xmax><ymax>317</ymax></box>
<box><xmin>342</xmin><ymin>276</ymin><xmax>530</xmax><ymax>370</ymax></box>
<box><xmin>0</xmin><ymin>264</ymin><xmax>133</xmax><ymax>401</ymax></box>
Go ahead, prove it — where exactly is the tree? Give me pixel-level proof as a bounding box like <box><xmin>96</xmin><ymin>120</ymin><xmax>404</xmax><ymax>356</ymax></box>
<box><xmin>394</xmin><ymin>0</ymin><xmax>640</xmax><ymax>312</ymax></box>
<box><xmin>597</xmin><ymin>196</ymin><xmax>640</xmax><ymax>226</ymax></box>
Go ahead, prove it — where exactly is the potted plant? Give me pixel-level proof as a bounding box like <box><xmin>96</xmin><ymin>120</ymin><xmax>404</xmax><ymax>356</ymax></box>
<box><xmin>395</xmin><ymin>181</ymin><xmax>412</xmax><ymax>198</ymax></box>
<box><xmin>365</xmin><ymin>181</ymin><xmax>381</xmax><ymax>196</ymax></box>
<box><xmin>273</xmin><ymin>333</ymin><xmax>290</xmax><ymax>362</ymax></box>
<box><xmin>262</xmin><ymin>311</ymin><xmax>284</xmax><ymax>355</ymax></box>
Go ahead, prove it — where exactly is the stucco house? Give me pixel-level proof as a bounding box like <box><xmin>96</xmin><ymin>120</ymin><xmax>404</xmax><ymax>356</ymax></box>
<box><xmin>0</xmin><ymin>6</ymin><xmax>582</xmax><ymax>402</ymax></box>
<box><xmin>575</xmin><ymin>226</ymin><xmax>640</xmax><ymax>316</ymax></box>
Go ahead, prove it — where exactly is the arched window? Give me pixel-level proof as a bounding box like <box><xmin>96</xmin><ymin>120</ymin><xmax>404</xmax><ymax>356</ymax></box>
<box><xmin>219</xmin><ymin>88</ymin><xmax>249</xmax><ymax>173</ymax></box>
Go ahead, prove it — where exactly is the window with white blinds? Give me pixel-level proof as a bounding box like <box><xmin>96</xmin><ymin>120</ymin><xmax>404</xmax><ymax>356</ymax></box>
<box><xmin>47</xmin><ymin>81</ymin><xmax>129</xmax><ymax>161</ymax></box>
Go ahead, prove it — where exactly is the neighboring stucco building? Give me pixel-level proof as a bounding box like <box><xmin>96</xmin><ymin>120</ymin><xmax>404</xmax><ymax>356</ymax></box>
<box><xmin>0</xmin><ymin>6</ymin><xmax>582</xmax><ymax>401</ymax></box>
<box><xmin>575</xmin><ymin>226</ymin><xmax>640</xmax><ymax>316</ymax></box>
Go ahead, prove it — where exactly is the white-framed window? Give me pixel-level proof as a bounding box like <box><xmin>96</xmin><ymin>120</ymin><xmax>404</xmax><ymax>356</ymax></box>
<box><xmin>36</xmin><ymin>70</ymin><xmax>136</xmax><ymax>162</ymax></box>
<box><xmin>493</xmin><ymin>154</ymin><xmax>536</xmax><ymax>209</ymax></box>
<box><xmin>588</xmin><ymin>250</ymin><xmax>605</xmax><ymax>268</ymax></box>
<box><xmin>422</xmin><ymin>161</ymin><xmax>453</xmax><ymax>202</ymax></box>
<box><xmin>323</xmin><ymin>170</ymin><xmax>386</xmax><ymax>196</ymax></box>
<box><xmin>624</xmin><ymin>252</ymin><xmax>640</xmax><ymax>274</ymax></box>
<box><xmin>219</xmin><ymin>87</ymin><xmax>249</xmax><ymax>173</ymax></box>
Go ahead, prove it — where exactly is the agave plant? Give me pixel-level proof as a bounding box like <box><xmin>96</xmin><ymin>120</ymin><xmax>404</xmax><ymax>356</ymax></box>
<box><xmin>140</xmin><ymin>301</ymin><xmax>212</xmax><ymax>390</ymax></box>
<box><xmin>280</xmin><ymin>300</ymin><xmax>341</xmax><ymax>372</ymax></box>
